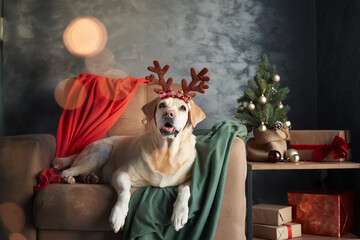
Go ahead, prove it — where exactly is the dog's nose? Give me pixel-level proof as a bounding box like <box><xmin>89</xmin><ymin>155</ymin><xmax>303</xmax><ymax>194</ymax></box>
<box><xmin>163</xmin><ymin>110</ymin><xmax>175</xmax><ymax>118</ymax></box>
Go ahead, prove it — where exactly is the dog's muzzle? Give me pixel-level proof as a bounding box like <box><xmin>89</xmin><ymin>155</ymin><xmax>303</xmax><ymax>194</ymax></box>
<box><xmin>160</xmin><ymin>112</ymin><xmax>179</xmax><ymax>137</ymax></box>
<box><xmin>160</xmin><ymin>122</ymin><xmax>179</xmax><ymax>136</ymax></box>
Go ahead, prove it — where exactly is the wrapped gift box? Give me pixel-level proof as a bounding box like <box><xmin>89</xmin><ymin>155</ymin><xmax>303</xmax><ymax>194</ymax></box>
<box><xmin>253</xmin><ymin>222</ymin><xmax>301</xmax><ymax>240</ymax></box>
<box><xmin>252</xmin><ymin>204</ymin><xmax>292</xmax><ymax>226</ymax></box>
<box><xmin>288</xmin><ymin>191</ymin><xmax>354</xmax><ymax>237</ymax></box>
<box><xmin>289</xmin><ymin>130</ymin><xmax>351</xmax><ymax>162</ymax></box>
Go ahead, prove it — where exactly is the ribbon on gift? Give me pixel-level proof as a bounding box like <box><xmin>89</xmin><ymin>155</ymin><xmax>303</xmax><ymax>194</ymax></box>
<box><xmin>282</xmin><ymin>224</ymin><xmax>293</xmax><ymax>238</ymax></box>
<box><xmin>289</xmin><ymin>135</ymin><xmax>351</xmax><ymax>162</ymax></box>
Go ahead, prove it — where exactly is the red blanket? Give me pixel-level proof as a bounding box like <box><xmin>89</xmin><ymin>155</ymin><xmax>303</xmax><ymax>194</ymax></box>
<box><xmin>34</xmin><ymin>73</ymin><xmax>147</xmax><ymax>191</ymax></box>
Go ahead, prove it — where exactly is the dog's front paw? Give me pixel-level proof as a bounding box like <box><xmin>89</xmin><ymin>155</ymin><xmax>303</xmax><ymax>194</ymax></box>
<box><xmin>61</xmin><ymin>173</ymin><xmax>76</xmax><ymax>184</ymax></box>
<box><xmin>171</xmin><ymin>200</ymin><xmax>189</xmax><ymax>231</ymax></box>
<box><xmin>109</xmin><ymin>203</ymin><xmax>128</xmax><ymax>233</ymax></box>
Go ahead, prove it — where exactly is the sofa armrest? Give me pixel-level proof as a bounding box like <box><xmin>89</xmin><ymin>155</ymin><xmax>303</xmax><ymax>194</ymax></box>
<box><xmin>0</xmin><ymin>134</ymin><xmax>56</xmax><ymax>240</ymax></box>
<box><xmin>215</xmin><ymin>137</ymin><xmax>247</xmax><ymax>240</ymax></box>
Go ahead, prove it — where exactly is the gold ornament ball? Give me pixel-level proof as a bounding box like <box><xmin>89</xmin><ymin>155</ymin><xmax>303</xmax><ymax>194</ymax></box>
<box><xmin>284</xmin><ymin>120</ymin><xmax>291</xmax><ymax>128</ymax></box>
<box><xmin>237</xmin><ymin>105</ymin><xmax>245</xmax><ymax>111</ymax></box>
<box><xmin>278</xmin><ymin>102</ymin><xmax>284</xmax><ymax>109</ymax></box>
<box><xmin>247</xmin><ymin>101</ymin><xmax>255</xmax><ymax>111</ymax></box>
<box><xmin>285</xmin><ymin>149</ymin><xmax>300</xmax><ymax>163</ymax></box>
<box><xmin>272</xmin><ymin>74</ymin><xmax>280</xmax><ymax>82</ymax></box>
<box><xmin>258</xmin><ymin>94</ymin><xmax>267</xmax><ymax>104</ymax></box>
<box><xmin>258</xmin><ymin>123</ymin><xmax>267</xmax><ymax>132</ymax></box>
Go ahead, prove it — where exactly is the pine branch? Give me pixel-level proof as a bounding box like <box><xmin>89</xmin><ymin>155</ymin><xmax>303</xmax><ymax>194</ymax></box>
<box><xmin>235</xmin><ymin>112</ymin><xmax>260</xmax><ymax>127</ymax></box>
<box><xmin>273</xmin><ymin>82</ymin><xmax>280</xmax><ymax>89</ymax></box>
<box><xmin>271</xmin><ymin>65</ymin><xmax>277</xmax><ymax>76</ymax></box>
<box><xmin>269</xmin><ymin>87</ymin><xmax>290</xmax><ymax>105</ymax></box>
<box><xmin>244</xmin><ymin>89</ymin><xmax>256</xmax><ymax>100</ymax></box>
<box><xmin>259</xmin><ymin>54</ymin><xmax>269</xmax><ymax>72</ymax></box>
<box><xmin>237</xmin><ymin>96</ymin><xmax>246</xmax><ymax>103</ymax></box>
<box><xmin>282</xmin><ymin>105</ymin><xmax>291</xmax><ymax>114</ymax></box>
<box><xmin>272</xmin><ymin>108</ymin><xmax>281</xmax><ymax>124</ymax></box>
<box><xmin>248</xmin><ymin>79</ymin><xmax>259</xmax><ymax>93</ymax></box>
<box><xmin>267</xmin><ymin>106</ymin><xmax>276</xmax><ymax>127</ymax></box>
<box><xmin>264</xmin><ymin>103</ymin><xmax>273</xmax><ymax>123</ymax></box>
<box><xmin>250</xmin><ymin>106</ymin><xmax>260</xmax><ymax>120</ymax></box>
<box><xmin>264</xmin><ymin>83</ymin><xmax>272</xmax><ymax>101</ymax></box>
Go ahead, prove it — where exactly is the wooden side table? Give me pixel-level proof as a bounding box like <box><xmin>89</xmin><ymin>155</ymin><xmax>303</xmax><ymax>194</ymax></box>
<box><xmin>246</xmin><ymin>161</ymin><xmax>360</xmax><ymax>240</ymax></box>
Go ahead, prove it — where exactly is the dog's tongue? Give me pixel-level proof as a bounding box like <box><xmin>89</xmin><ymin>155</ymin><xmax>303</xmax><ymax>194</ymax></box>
<box><xmin>161</xmin><ymin>125</ymin><xmax>175</xmax><ymax>132</ymax></box>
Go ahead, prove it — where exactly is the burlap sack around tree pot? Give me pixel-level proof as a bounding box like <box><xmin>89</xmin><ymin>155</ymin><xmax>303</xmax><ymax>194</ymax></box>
<box><xmin>247</xmin><ymin>128</ymin><xmax>291</xmax><ymax>162</ymax></box>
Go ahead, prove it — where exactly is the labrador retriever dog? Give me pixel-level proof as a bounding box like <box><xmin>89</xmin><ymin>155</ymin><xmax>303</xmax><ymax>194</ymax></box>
<box><xmin>53</xmin><ymin>61</ymin><xmax>210</xmax><ymax>232</ymax></box>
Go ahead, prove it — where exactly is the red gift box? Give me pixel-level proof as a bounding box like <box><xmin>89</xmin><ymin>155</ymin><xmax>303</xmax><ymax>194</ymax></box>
<box><xmin>287</xmin><ymin>191</ymin><xmax>354</xmax><ymax>237</ymax></box>
<box><xmin>289</xmin><ymin>130</ymin><xmax>351</xmax><ymax>162</ymax></box>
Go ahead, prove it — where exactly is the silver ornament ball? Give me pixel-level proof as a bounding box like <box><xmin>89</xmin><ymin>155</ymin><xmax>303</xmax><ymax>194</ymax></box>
<box><xmin>285</xmin><ymin>149</ymin><xmax>300</xmax><ymax>163</ymax></box>
<box><xmin>258</xmin><ymin>94</ymin><xmax>267</xmax><ymax>104</ymax></box>
<box><xmin>291</xmin><ymin>154</ymin><xmax>301</xmax><ymax>163</ymax></box>
<box><xmin>284</xmin><ymin>120</ymin><xmax>291</xmax><ymax>128</ymax></box>
<box><xmin>278</xmin><ymin>102</ymin><xmax>284</xmax><ymax>109</ymax></box>
<box><xmin>272</xmin><ymin>74</ymin><xmax>280</xmax><ymax>83</ymax></box>
<box><xmin>258</xmin><ymin>123</ymin><xmax>267</xmax><ymax>132</ymax></box>
<box><xmin>247</xmin><ymin>101</ymin><xmax>255</xmax><ymax>111</ymax></box>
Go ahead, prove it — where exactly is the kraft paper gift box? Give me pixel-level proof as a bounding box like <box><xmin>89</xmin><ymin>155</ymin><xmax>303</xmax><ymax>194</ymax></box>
<box><xmin>287</xmin><ymin>191</ymin><xmax>354</xmax><ymax>237</ymax></box>
<box><xmin>252</xmin><ymin>204</ymin><xmax>292</xmax><ymax>226</ymax></box>
<box><xmin>253</xmin><ymin>222</ymin><xmax>301</xmax><ymax>240</ymax></box>
<box><xmin>289</xmin><ymin>130</ymin><xmax>351</xmax><ymax>162</ymax></box>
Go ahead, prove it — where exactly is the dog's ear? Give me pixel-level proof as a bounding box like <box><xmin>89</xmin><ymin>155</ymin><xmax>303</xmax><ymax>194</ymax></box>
<box><xmin>189</xmin><ymin>101</ymin><xmax>206</xmax><ymax>127</ymax></box>
<box><xmin>141</xmin><ymin>98</ymin><xmax>159</xmax><ymax>120</ymax></box>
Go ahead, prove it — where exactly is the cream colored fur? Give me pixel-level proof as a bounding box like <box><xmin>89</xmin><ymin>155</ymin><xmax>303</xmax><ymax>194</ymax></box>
<box><xmin>53</xmin><ymin>97</ymin><xmax>205</xmax><ymax>232</ymax></box>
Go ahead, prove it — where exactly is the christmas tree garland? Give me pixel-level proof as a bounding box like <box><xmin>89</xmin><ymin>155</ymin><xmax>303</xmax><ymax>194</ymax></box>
<box><xmin>236</xmin><ymin>54</ymin><xmax>291</xmax><ymax>132</ymax></box>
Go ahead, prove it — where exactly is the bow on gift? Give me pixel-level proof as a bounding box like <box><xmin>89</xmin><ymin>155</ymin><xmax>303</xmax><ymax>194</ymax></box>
<box><xmin>311</xmin><ymin>135</ymin><xmax>350</xmax><ymax>162</ymax></box>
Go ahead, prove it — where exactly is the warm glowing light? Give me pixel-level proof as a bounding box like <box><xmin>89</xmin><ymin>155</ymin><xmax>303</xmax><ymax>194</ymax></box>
<box><xmin>63</xmin><ymin>16</ymin><xmax>107</xmax><ymax>57</ymax></box>
<box><xmin>9</xmin><ymin>233</ymin><xmax>27</xmax><ymax>240</ymax></box>
<box><xmin>0</xmin><ymin>202</ymin><xmax>25</xmax><ymax>233</ymax></box>
<box><xmin>104</xmin><ymin>68</ymin><xmax>128</xmax><ymax>79</ymax></box>
<box><xmin>85</xmin><ymin>48</ymin><xmax>115</xmax><ymax>75</ymax></box>
<box><xmin>54</xmin><ymin>78</ymin><xmax>87</xmax><ymax>109</ymax></box>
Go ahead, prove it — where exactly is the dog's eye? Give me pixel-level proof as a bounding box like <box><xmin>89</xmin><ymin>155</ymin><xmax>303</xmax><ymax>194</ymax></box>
<box><xmin>159</xmin><ymin>103</ymin><xmax>166</xmax><ymax>109</ymax></box>
<box><xmin>179</xmin><ymin>105</ymin><xmax>187</xmax><ymax>111</ymax></box>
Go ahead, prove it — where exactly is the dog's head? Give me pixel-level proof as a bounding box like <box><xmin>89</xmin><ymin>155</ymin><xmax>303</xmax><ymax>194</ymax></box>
<box><xmin>142</xmin><ymin>97</ymin><xmax>205</xmax><ymax>139</ymax></box>
<box><xmin>142</xmin><ymin>60</ymin><xmax>209</xmax><ymax>139</ymax></box>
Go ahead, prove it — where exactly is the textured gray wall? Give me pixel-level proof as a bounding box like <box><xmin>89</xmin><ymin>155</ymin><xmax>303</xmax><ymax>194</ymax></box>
<box><xmin>3</xmin><ymin>0</ymin><xmax>317</xmax><ymax>135</ymax></box>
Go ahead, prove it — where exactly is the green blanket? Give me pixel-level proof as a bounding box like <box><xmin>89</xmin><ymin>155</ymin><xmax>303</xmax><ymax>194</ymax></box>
<box><xmin>123</xmin><ymin>120</ymin><xmax>247</xmax><ymax>240</ymax></box>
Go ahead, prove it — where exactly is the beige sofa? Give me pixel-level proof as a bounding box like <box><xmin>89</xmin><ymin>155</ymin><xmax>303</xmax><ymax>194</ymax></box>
<box><xmin>0</xmin><ymin>84</ymin><xmax>247</xmax><ymax>240</ymax></box>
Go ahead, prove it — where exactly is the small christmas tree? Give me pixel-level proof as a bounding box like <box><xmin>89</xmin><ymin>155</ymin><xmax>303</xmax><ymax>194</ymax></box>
<box><xmin>236</xmin><ymin>54</ymin><xmax>291</xmax><ymax>132</ymax></box>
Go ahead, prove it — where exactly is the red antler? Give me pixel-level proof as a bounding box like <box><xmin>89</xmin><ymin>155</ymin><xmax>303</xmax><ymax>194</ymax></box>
<box><xmin>181</xmin><ymin>67</ymin><xmax>210</xmax><ymax>98</ymax></box>
<box><xmin>145</xmin><ymin>60</ymin><xmax>173</xmax><ymax>93</ymax></box>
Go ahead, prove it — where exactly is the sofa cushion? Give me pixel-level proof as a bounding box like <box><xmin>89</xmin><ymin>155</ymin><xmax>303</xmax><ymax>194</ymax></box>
<box><xmin>0</xmin><ymin>134</ymin><xmax>56</xmax><ymax>240</ymax></box>
<box><xmin>37</xmin><ymin>230</ymin><xmax>120</xmax><ymax>240</ymax></box>
<box><xmin>34</xmin><ymin>184</ymin><xmax>118</xmax><ymax>231</ymax></box>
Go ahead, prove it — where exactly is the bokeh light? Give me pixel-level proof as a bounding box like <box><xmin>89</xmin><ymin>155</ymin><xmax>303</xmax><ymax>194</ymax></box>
<box><xmin>85</xmin><ymin>48</ymin><xmax>115</xmax><ymax>75</ymax></box>
<box><xmin>0</xmin><ymin>202</ymin><xmax>25</xmax><ymax>233</ymax></box>
<box><xmin>103</xmin><ymin>68</ymin><xmax>128</xmax><ymax>79</ymax></box>
<box><xmin>9</xmin><ymin>233</ymin><xmax>27</xmax><ymax>240</ymax></box>
<box><xmin>54</xmin><ymin>78</ymin><xmax>87</xmax><ymax>110</ymax></box>
<box><xmin>63</xmin><ymin>16</ymin><xmax>107</xmax><ymax>57</ymax></box>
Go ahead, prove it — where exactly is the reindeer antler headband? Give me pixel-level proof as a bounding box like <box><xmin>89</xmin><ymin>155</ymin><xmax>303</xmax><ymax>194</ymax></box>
<box><xmin>145</xmin><ymin>60</ymin><xmax>210</xmax><ymax>103</ymax></box>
